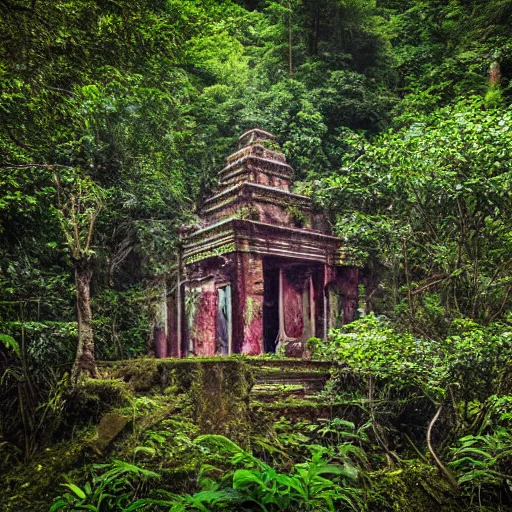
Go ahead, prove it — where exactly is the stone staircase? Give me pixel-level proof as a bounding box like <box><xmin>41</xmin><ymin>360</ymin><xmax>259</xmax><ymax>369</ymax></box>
<box><xmin>247</xmin><ymin>359</ymin><xmax>333</xmax><ymax>418</ymax></box>
<box><xmin>95</xmin><ymin>356</ymin><xmax>360</xmax><ymax>425</ymax></box>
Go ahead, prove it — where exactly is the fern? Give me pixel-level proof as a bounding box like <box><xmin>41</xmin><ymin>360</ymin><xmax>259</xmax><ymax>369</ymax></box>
<box><xmin>449</xmin><ymin>429</ymin><xmax>512</xmax><ymax>495</ymax></box>
<box><xmin>0</xmin><ymin>334</ymin><xmax>19</xmax><ymax>356</ymax></box>
<box><xmin>171</xmin><ymin>436</ymin><xmax>364</xmax><ymax>511</ymax></box>
<box><xmin>194</xmin><ymin>434</ymin><xmax>244</xmax><ymax>455</ymax></box>
<box><xmin>51</xmin><ymin>459</ymin><xmax>160</xmax><ymax>511</ymax></box>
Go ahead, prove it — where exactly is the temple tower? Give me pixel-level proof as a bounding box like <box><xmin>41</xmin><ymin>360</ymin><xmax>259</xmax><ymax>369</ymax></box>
<box><xmin>161</xmin><ymin>129</ymin><xmax>360</xmax><ymax>358</ymax></box>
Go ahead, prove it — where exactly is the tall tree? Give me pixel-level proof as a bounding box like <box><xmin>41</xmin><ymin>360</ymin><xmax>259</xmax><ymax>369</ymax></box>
<box><xmin>53</xmin><ymin>173</ymin><xmax>104</xmax><ymax>379</ymax></box>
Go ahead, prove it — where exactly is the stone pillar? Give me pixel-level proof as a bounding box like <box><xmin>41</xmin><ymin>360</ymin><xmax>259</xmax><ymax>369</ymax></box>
<box><xmin>340</xmin><ymin>267</ymin><xmax>359</xmax><ymax>324</ymax></box>
<box><xmin>237</xmin><ymin>252</ymin><xmax>264</xmax><ymax>355</ymax></box>
<box><xmin>167</xmin><ymin>295</ymin><xmax>179</xmax><ymax>358</ymax></box>
<box><xmin>152</xmin><ymin>276</ymin><xmax>168</xmax><ymax>358</ymax></box>
<box><xmin>186</xmin><ymin>279</ymin><xmax>218</xmax><ymax>356</ymax></box>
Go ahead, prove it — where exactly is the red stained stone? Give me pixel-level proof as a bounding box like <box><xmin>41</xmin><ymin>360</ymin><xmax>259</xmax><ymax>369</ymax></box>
<box><xmin>242</xmin><ymin>315</ymin><xmax>264</xmax><ymax>355</ymax></box>
<box><xmin>169</xmin><ymin>129</ymin><xmax>360</xmax><ymax>359</ymax></box>
<box><xmin>283</xmin><ymin>275</ymin><xmax>304</xmax><ymax>339</ymax></box>
<box><xmin>191</xmin><ymin>289</ymin><xmax>217</xmax><ymax>356</ymax></box>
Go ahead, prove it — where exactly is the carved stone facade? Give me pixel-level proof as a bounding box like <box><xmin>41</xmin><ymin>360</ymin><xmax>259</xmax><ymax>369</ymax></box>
<box><xmin>161</xmin><ymin>129</ymin><xmax>360</xmax><ymax>358</ymax></box>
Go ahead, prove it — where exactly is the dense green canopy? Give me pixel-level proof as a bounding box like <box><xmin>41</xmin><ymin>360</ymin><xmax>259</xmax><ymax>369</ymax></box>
<box><xmin>2</xmin><ymin>0</ymin><xmax>510</xmax><ymax>342</ymax></box>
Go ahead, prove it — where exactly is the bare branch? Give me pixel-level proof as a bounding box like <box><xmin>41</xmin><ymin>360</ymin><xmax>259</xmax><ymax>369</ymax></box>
<box><xmin>427</xmin><ymin>405</ymin><xmax>459</xmax><ymax>490</ymax></box>
<box><xmin>1</xmin><ymin>163</ymin><xmax>70</xmax><ymax>169</ymax></box>
<box><xmin>1</xmin><ymin>122</ymin><xmax>35</xmax><ymax>151</ymax></box>
<box><xmin>42</xmin><ymin>84</ymin><xmax>75</xmax><ymax>96</ymax></box>
<box><xmin>85</xmin><ymin>204</ymin><xmax>102</xmax><ymax>252</ymax></box>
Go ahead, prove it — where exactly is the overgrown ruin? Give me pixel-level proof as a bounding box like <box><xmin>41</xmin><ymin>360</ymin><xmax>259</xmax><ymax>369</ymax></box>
<box><xmin>156</xmin><ymin>129</ymin><xmax>360</xmax><ymax>358</ymax></box>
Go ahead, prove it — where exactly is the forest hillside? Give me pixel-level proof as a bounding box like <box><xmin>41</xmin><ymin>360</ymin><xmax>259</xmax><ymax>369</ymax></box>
<box><xmin>1</xmin><ymin>0</ymin><xmax>512</xmax><ymax>511</ymax></box>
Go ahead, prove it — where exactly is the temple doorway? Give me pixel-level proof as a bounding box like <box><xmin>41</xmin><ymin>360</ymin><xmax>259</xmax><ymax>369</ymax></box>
<box><xmin>263</xmin><ymin>267</ymin><xmax>279</xmax><ymax>353</ymax></box>
<box><xmin>216</xmin><ymin>285</ymin><xmax>232</xmax><ymax>355</ymax></box>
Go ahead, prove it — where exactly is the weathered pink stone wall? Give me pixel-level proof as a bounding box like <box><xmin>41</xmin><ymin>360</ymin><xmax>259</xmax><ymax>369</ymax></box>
<box><xmin>283</xmin><ymin>272</ymin><xmax>304</xmax><ymax>338</ymax></box>
<box><xmin>312</xmin><ymin>268</ymin><xmax>324</xmax><ymax>338</ymax></box>
<box><xmin>324</xmin><ymin>265</ymin><xmax>338</xmax><ymax>288</ymax></box>
<box><xmin>188</xmin><ymin>280</ymin><xmax>217</xmax><ymax>356</ymax></box>
<box><xmin>204</xmin><ymin>194</ymin><xmax>313</xmax><ymax>229</ymax></box>
<box><xmin>237</xmin><ymin>253</ymin><xmax>264</xmax><ymax>355</ymax></box>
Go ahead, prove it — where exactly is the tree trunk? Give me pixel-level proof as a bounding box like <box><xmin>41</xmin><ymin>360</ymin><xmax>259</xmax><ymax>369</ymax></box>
<box><xmin>152</xmin><ymin>275</ymin><xmax>168</xmax><ymax>358</ymax></box>
<box><xmin>288</xmin><ymin>2</ymin><xmax>293</xmax><ymax>76</ymax></box>
<box><xmin>72</xmin><ymin>257</ymin><xmax>96</xmax><ymax>380</ymax></box>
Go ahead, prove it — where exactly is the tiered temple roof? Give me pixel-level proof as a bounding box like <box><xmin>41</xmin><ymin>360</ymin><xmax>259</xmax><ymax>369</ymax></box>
<box><xmin>181</xmin><ymin>129</ymin><xmax>354</xmax><ymax>267</ymax></box>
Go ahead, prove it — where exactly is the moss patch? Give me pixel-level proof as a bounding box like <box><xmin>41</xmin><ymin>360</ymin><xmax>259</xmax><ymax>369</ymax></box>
<box><xmin>0</xmin><ymin>439</ymin><xmax>88</xmax><ymax>512</ymax></box>
<box><xmin>105</xmin><ymin>358</ymin><xmax>160</xmax><ymax>392</ymax></box>
<box><xmin>64</xmin><ymin>378</ymin><xmax>132</xmax><ymax>426</ymax></box>
<box><xmin>367</xmin><ymin>463</ymin><xmax>462</xmax><ymax>512</ymax></box>
<box><xmin>91</xmin><ymin>413</ymin><xmax>131</xmax><ymax>454</ymax></box>
<box><xmin>189</xmin><ymin>359</ymin><xmax>254</xmax><ymax>446</ymax></box>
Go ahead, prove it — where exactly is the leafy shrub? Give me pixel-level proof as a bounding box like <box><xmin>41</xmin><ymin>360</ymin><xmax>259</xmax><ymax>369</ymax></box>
<box><xmin>0</xmin><ymin>321</ymin><xmax>76</xmax><ymax>368</ymax></box>
<box><xmin>448</xmin><ymin>395</ymin><xmax>512</xmax><ymax>506</ymax></box>
<box><xmin>159</xmin><ymin>434</ymin><xmax>364</xmax><ymax>511</ymax></box>
<box><xmin>93</xmin><ymin>287</ymin><xmax>151</xmax><ymax>360</ymax></box>
<box><xmin>312</xmin><ymin>314</ymin><xmax>512</xmax><ymax>404</ymax></box>
<box><xmin>0</xmin><ymin>333</ymin><xmax>19</xmax><ymax>357</ymax></box>
<box><xmin>51</xmin><ymin>460</ymin><xmax>160</xmax><ymax>511</ymax></box>
<box><xmin>311</xmin><ymin>315</ymin><xmax>512</xmax><ymax>507</ymax></box>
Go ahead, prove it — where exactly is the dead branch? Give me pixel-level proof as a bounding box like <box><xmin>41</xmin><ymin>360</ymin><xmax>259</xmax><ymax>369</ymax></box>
<box><xmin>410</xmin><ymin>273</ymin><xmax>450</xmax><ymax>296</ymax></box>
<box><xmin>427</xmin><ymin>405</ymin><xmax>459</xmax><ymax>490</ymax></box>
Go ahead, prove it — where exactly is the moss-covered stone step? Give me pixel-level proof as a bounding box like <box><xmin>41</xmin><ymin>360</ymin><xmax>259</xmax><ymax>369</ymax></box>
<box><xmin>250</xmin><ymin>383</ymin><xmax>310</xmax><ymax>401</ymax></box>
<box><xmin>251</xmin><ymin>399</ymin><xmax>365</xmax><ymax>423</ymax></box>
<box><xmin>250</xmin><ymin>398</ymin><xmax>335</xmax><ymax>422</ymax></box>
<box><xmin>247</xmin><ymin>358</ymin><xmax>333</xmax><ymax>372</ymax></box>
<box><xmin>97</xmin><ymin>358</ymin><xmax>255</xmax><ymax>445</ymax></box>
<box><xmin>255</xmin><ymin>370</ymin><xmax>330</xmax><ymax>390</ymax></box>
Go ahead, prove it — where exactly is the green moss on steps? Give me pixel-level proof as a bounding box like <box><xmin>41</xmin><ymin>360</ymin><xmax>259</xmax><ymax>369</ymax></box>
<box><xmin>64</xmin><ymin>378</ymin><xmax>133</xmax><ymax>425</ymax></box>
<box><xmin>99</xmin><ymin>358</ymin><xmax>160</xmax><ymax>392</ymax></box>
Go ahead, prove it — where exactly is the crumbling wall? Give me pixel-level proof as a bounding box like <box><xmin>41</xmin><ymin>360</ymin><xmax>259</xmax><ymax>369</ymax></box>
<box><xmin>104</xmin><ymin>358</ymin><xmax>255</xmax><ymax>445</ymax></box>
<box><xmin>188</xmin><ymin>360</ymin><xmax>254</xmax><ymax>446</ymax></box>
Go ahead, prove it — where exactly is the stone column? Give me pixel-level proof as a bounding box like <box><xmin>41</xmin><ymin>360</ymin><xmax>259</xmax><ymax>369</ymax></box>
<box><xmin>237</xmin><ymin>252</ymin><xmax>264</xmax><ymax>355</ymax></box>
<box><xmin>152</xmin><ymin>276</ymin><xmax>168</xmax><ymax>358</ymax></box>
<box><xmin>341</xmin><ymin>267</ymin><xmax>359</xmax><ymax>324</ymax></box>
<box><xmin>167</xmin><ymin>295</ymin><xmax>179</xmax><ymax>357</ymax></box>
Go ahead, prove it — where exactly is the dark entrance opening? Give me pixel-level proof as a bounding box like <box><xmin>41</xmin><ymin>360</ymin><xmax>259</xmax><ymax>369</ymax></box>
<box><xmin>263</xmin><ymin>267</ymin><xmax>280</xmax><ymax>353</ymax></box>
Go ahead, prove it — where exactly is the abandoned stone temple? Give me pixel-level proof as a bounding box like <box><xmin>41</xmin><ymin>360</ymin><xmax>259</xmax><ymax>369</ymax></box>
<box><xmin>155</xmin><ymin>129</ymin><xmax>360</xmax><ymax>359</ymax></box>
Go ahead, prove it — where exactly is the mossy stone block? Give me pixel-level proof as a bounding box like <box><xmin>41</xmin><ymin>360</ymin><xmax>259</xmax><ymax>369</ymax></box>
<box><xmin>367</xmin><ymin>463</ymin><xmax>461</xmax><ymax>512</ymax></box>
<box><xmin>64</xmin><ymin>378</ymin><xmax>132</xmax><ymax>425</ymax></box>
<box><xmin>92</xmin><ymin>413</ymin><xmax>131</xmax><ymax>454</ymax></box>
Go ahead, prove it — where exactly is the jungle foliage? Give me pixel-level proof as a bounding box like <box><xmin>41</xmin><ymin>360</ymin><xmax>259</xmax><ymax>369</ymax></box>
<box><xmin>1</xmin><ymin>0</ymin><xmax>512</xmax><ymax>510</ymax></box>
